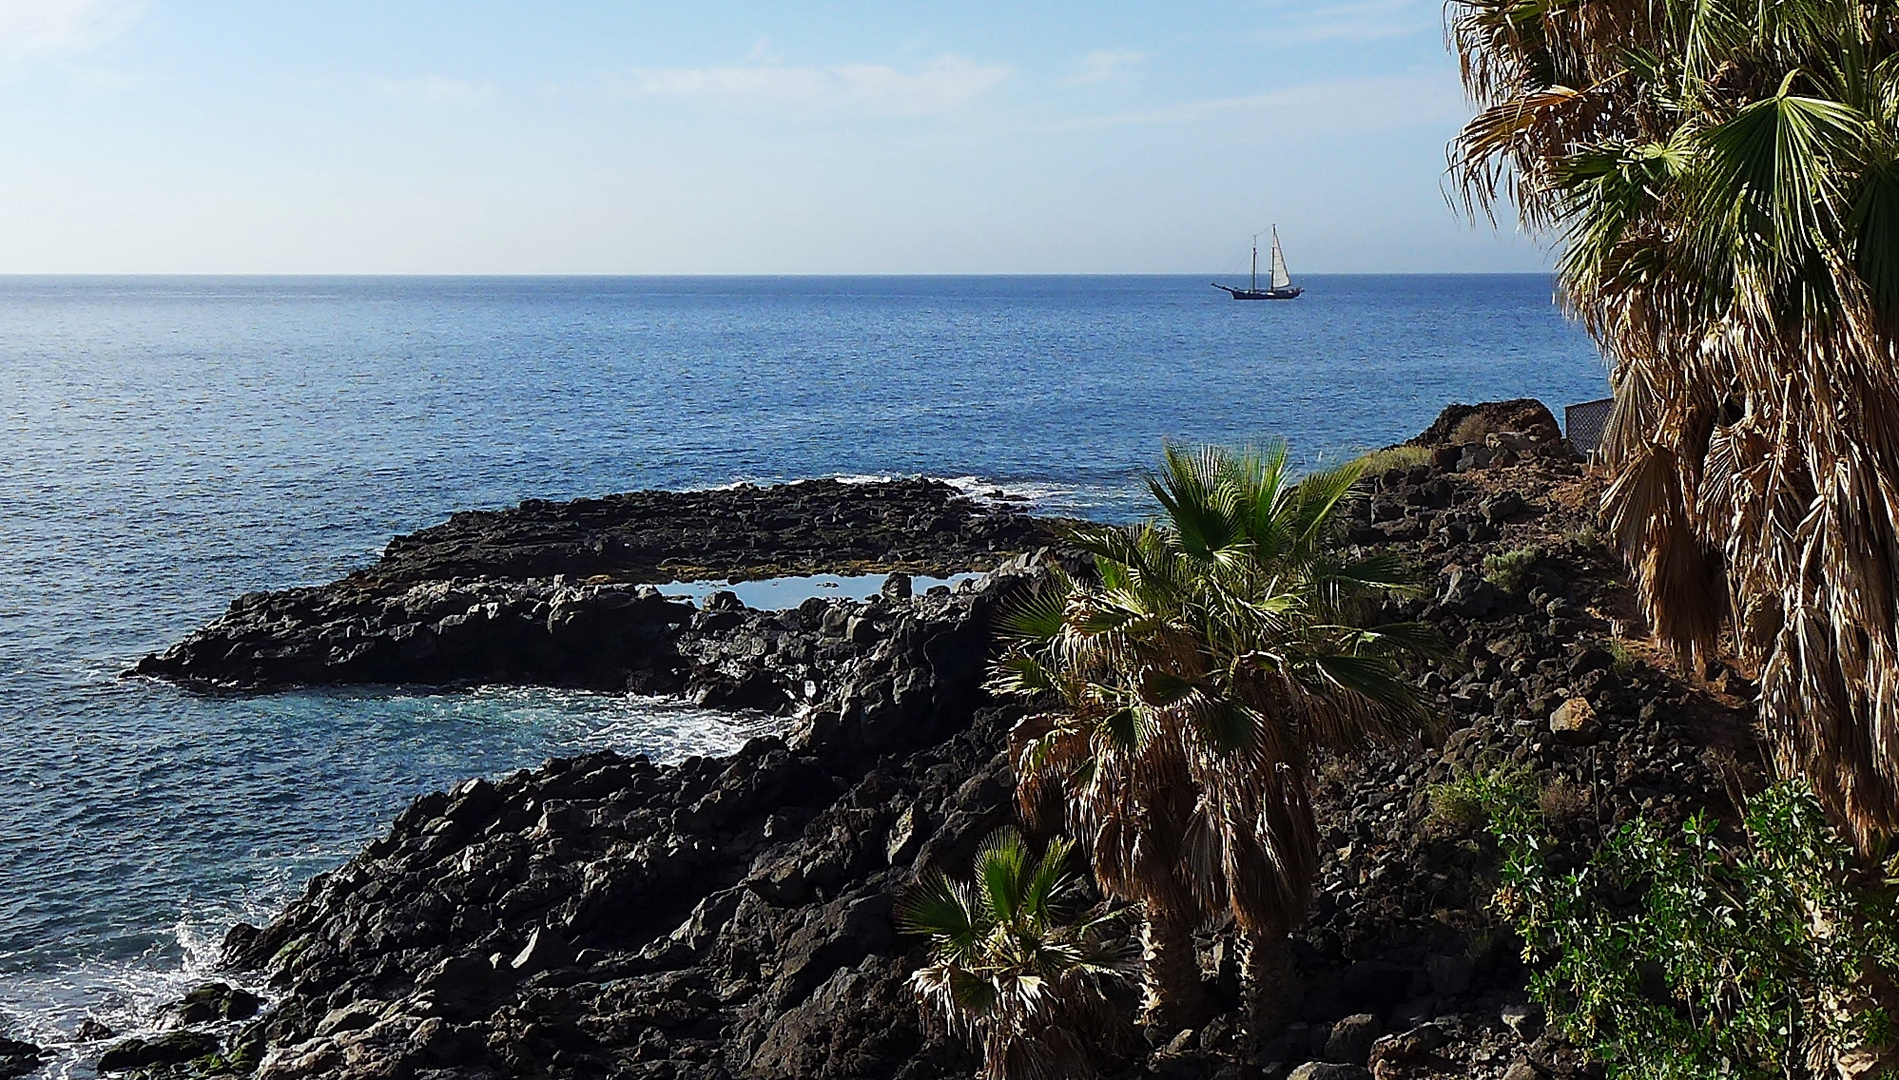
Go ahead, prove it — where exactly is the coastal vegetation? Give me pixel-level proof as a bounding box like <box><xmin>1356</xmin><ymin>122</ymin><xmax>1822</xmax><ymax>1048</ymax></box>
<box><xmin>1350</xmin><ymin>444</ymin><xmax>1432</xmax><ymax>474</ymax></box>
<box><xmin>1480</xmin><ymin>545</ymin><xmax>1543</xmax><ymax>594</ymax></box>
<box><xmin>989</xmin><ymin>444</ymin><xmax>1436</xmax><ymax>1035</ymax></box>
<box><xmin>1480</xmin><ymin>775</ymin><xmax>1899</xmax><ymax>1079</ymax></box>
<box><xmin>114</xmin><ymin>410</ymin><xmax>1757</xmax><ymax>1079</ymax></box>
<box><xmin>898</xmin><ymin>828</ymin><xmax>1136</xmax><ymax>1080</ymax></box>
<box><xmin>1449</xmin><ymin>0</ymin><xmax>1899</xmax><ymax>852</ymax></box>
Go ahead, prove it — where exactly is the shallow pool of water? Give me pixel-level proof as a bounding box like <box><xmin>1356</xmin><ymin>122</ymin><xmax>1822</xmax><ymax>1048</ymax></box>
<box><xmin>656</xmin><ymin>571</ymin><xmax>984</xmax><ymax>609</ymax></box>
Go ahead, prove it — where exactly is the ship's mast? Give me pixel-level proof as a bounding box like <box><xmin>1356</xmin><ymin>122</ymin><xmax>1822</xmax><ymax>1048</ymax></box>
<box><xmin>1251</xmin><ymin>234</ymin><xmax>1259</xmax><ymax>291</ymax></box>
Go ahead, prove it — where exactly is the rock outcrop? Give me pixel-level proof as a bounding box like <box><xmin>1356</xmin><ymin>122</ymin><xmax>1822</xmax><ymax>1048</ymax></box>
<box><xmin>0</xmin><ymin>1038</ymin><xmax>46</xmax><ymax>1080</ymax></box>
<box><xmin>132</xmin><ymin>479</ymin><xmax>1058</xmax><ymax>692</ymax></box>
<box><xmin>187</xmin><ymin>567</ymin><xmax>1030</xmax><ymax>1080</ymax></box>
<box><xmin>362</xmin><ymin>477</ymin><xmax>1047</xmax><ymax>586</ymax></box>
<box><xmin>102</xmin><ymin>405</ymin><xmax>1767</xmax><ymax>1080</ymax></box>
<box><xmin>1405</xmin><ymin>399</ymin><xmax>1566</xmax><ymax>452</ymax></box>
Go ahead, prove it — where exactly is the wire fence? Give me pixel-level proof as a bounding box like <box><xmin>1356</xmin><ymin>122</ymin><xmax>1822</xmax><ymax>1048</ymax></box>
<box><xmin>1565</xmin><ymin>397</ymin><xmax>1614</xmax><ymax>462</ymax></box>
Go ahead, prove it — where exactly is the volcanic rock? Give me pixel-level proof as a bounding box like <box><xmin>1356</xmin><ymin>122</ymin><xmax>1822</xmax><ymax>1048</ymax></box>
<box><xmin>125</xmin><ymin>402</ymin><xmax>1765</xmax><ymax>1080</ymax></box>
<box><xmin>0</xmin><ymin>1039</ymin><xmax>46</xmax><ymax>1080</ymax></box>
<box><xmin>132</xmin><ymin>479</ymin><xmax>1061</xmax><ymax>693</ymax></box>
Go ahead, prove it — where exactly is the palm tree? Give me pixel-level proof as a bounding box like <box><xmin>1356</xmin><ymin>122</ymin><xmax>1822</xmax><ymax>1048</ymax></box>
<box><xmin>1447</xmin><ymin>0</ymin><xmax>1899</xmax><ymax>852</ymax></box>
<box><xmin>898</xmin><ymin>827</ymin><xmax>1138</xmax><ymax>1080</ymax></box>
<box><xmin>991</xmin><ymin>444</ymin><xmax>1435</xmax><ymax>1032</ymax></box>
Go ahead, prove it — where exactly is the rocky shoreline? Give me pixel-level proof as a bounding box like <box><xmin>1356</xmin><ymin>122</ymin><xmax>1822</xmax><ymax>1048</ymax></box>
<box><xmin>131</xmin><ymin>478</ymin><xmax>1058</xmax><ymax>695</ymax></box>
<box><xmin>52</xmin><ymin>404</ymin><xmax>1766</xmax><ymax>1080</ymax></box>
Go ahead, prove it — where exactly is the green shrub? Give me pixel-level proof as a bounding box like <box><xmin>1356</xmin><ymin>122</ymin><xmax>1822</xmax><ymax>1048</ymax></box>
<box><xmin>1607</xmin><ymin>636</ymin><xmax>1639</xmax><ymax>678</ymax></box>
<box><xmin>1481</xmin><ymin>780</ymin><xmax>1899</xmax><ymax>1080</ymax></box>
<box><xmin>1482</xmin><ymin>546</ymin><xmax>1542</xmax><ymax>593</ymax></box>
<box><xmin>1429</xmin><ymin>764</ymin><xmax>1536</xmax><ymax>832</ymax></box>
<box><xmin>1564</xmin><ymin>522</ymin><xmax>1604</xmax><ymax>550</ymax></box>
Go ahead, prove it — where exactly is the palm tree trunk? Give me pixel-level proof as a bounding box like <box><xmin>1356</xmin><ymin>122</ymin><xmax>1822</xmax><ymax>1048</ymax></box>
<box><xmin>1140</xmin><ymin>908</ymin><xmax>1211</xmax><ymax>1030</ymax></box>
<box><xmin>1240</xmin><ymin>927</ymin><xmax>1300</xmax><ymax>1037</ymax></box>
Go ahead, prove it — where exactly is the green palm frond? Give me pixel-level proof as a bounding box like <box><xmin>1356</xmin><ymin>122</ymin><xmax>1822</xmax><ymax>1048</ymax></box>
<box><xmin>1100</xmin><ymin>707</ymin><xmax>1140</xmax><ymax>751</ymax></box>
<box><xmin>988</xmin><ymin>655</ymin><xmax>1057</xmax><ymax>699</ymax></box>
<box><xmin>1703</xmin><ymin>81</ymin><xmax>1863</xmax><ymax>253</ymax></box>
<box><xmin>979</xmin><ymin>828</ymin><xmax>1032</xmax><ymax>926</ymax></box>
<box><xmin>1025</xmin><ymin>836</ymin><xmax>1075</xmax><ymax>922</ymax></box>
<box><xmin>1285</xmin><ymin>458</ymin><xmax>1365</xmax><ymax>546</ymax></box>
<box><xmin>1352</xmin><ymin>619</ymin><xmax>1451</xmax><ymax>661</ymax></box>
<box><xmin>1307</xmin><ymin>653</ymin><xmax>1429</xmax><ymax>723</ymax></box>
<box><xmin>900</xmin><ymin>871</ymin><xmax>983</xmax><ymax>955</ymax></box>
<box><xmin>1001</xmin><ymin>587</ymin><xmax>1073</xmax><ymax>644</ymax></box>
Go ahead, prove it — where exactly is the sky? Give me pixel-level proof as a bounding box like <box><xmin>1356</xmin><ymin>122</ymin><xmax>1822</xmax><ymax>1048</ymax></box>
<box><xmin>0</xmin><ymin>1</ymin><xmax>1554</xmax><ymax>274</ymax></box>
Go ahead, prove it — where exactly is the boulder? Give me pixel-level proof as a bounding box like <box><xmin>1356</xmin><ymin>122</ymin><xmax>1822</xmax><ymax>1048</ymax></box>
<box><xmin>172</xmin><ymin>981</ymin><xmax>261</xmax><ymax>1024</ymax></box>
<box><xmin>1480</xmin><ymin>491</ymin><xmax>1529</xmax><ymax>524</ymax></box>
<box><xmin>1289</xmin><ymin>1063</ymin><xmax>1374</xmax><ymax>1080</ymax></box>
<box><xmin>1324</xmin><ymin>1013</ymin><xmax>1382</xmax><ymax>1065</ymax></box>
<box><xmin>1549</xmin><ymin>697</ymin><xmax>1600</xmax><ymax>744</ymax></box>
<box><xmin>1369</xmin><ymin>1023</ymin><xmax>1449</xmax><ymax>1073</ymax></box>
<box><xmin>509</xmin><ymin>926</ymin><xmax>574</xmax><ymax>975</ymax></box>
<box><xmin>1409</xmin><ymin>400</ymin><xmax>1564</xmax><ymax>448</ymax></box>
<box><xmin>74</xmin><ymin>1019</ymin><xmax>114</xmax><ymax>1043</ymax></box>
<box><xmin>1439</xmin><ymin>568</ymin><xmax>1504</xmax><ymax>618</ymax></box>
<box><xmin>96</xmin><ymin>1030</ymin><xmax>220</xmax><ymax>1073</ymax></box>
<box><xmin>0</xmin><ymin>1038</ymin><xmax>46</xmax><ymax>1080</ymax></box>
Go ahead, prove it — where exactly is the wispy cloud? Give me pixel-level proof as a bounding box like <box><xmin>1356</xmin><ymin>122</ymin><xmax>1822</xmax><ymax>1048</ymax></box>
<box><xmin>1265</xmin><ymin>0</ymin><xmax>1436</xmax><ymax>43</ymax></box>
<box><xmin>1066</xmin><ymin>49</ymin><xmax>1145</xmax><ymax>86</ymax></box>
<box><xmin>0</xmin><ymin>0</ymin><xmax>138</xmax><ymax>63</ymax></box>
<box><xmin>377</xmin><ymin>76</ymin><xmax>495</xmax><ymax>104</ymax></box>
<box><xmin>615</xmin><ymin>55</ymin><xmax>1010</xmax><ymax>117</ymax></box>
<box><xmin>1060</xmin><ymin>72</ymin><xmax>1464</xmax><ymax>135</ymax></box>
<box><xmin>65</xmin><ymin>63</ymin><xmax>134</xmax><ymax>89</ymax></box>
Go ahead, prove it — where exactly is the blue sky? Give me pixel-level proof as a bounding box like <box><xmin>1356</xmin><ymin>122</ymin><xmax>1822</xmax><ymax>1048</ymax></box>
<box><xmin>0</xmin><ymin>1</ymin><xmax>1551</xmax><ymax>273</ymax></box>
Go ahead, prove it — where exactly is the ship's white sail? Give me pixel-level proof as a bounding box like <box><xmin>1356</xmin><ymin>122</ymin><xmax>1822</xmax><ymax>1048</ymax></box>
<box><xmin>1269</xmin><ymin>229</ymin><xmax>1292</xmax><ymax>290</ymax></box>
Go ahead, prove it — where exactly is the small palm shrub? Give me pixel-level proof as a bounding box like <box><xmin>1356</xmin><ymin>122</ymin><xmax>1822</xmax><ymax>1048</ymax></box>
<box><xmin>898</xmin><ymin>828</ymin><xmax>1137</xmax><ymax>1080</ymax></box>
<box><xmin>1482</xmin><ymin>780</ymin><xmax>1899</xmax><ymax>1079</ymax></box>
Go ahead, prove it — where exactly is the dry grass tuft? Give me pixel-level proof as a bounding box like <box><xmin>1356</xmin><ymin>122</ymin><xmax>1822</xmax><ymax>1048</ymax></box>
<box><xmin>1354</xmin><ymin>445</ymin><xmax>1432</xmax><ymax>474</ymax></box>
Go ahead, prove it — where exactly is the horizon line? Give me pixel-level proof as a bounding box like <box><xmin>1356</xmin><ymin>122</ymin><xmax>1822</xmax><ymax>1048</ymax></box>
<box><xmin>0</xmin><ymin>270</ymin><xmax>1560</xmax><ymax>279</ymax></box>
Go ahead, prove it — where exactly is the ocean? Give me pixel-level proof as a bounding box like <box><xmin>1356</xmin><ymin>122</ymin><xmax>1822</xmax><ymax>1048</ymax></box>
<box><xmin>0</xmin><ymin>274</ymin><xmax>1605</xmax><ymax>1074</ymax></box>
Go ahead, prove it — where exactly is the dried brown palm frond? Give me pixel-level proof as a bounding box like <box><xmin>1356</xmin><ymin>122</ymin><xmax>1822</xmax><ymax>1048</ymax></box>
<box><xmin>1448</xmin><ymin>0</ymin><xmax>1899</xmax><ymax>851</ymax></box>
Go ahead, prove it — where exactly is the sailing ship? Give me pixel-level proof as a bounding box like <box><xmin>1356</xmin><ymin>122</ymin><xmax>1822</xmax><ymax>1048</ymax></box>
<box><xmin>1212</xmin><ymin>226</ymin><xmax>1302</xmax><ymax>300</ymax></box>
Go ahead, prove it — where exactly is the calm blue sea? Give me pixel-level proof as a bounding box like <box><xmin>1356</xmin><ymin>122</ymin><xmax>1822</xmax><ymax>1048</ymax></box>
<box><xmin>0</xmin><ymin>275</ymin><xmax>1605</xmax><ymax>1070</ymax></box>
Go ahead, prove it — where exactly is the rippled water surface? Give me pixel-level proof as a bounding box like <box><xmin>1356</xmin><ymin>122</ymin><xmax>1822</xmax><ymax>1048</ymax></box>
<box><xmin>0</xmin><ymin>275</ymin><xmax>1606</xmax><ymax>1065</ymax></box>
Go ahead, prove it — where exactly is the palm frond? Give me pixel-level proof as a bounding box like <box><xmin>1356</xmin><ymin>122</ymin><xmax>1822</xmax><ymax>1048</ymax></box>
<box><xmin>1001</xmin><ymin>587</ymin><xmax>1073</xmax><ymax>643</ymax></box>
<box><xmin>1449</xmin><ymin>0</ymin><xmax>1899</xmax><ymax>850</ymax></box>
<box><xmin>900</xmin><ymin>871</ymin><xmax>983</xmax><ymax>951</ymax></box>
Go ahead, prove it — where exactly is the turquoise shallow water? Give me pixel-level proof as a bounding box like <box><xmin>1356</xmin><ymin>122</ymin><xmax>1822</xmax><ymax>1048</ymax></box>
<box><xmin>0</xmin><ymin>274</ymin><xmax>1606</xmax><ymax>1066</ymax></box>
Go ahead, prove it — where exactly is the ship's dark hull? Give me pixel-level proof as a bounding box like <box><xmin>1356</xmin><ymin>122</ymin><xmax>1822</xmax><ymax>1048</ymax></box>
<box><xmin>1212</xmin><ymin>284</ymin><xmax>1302</xmax><ymax>300</ymax></box>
